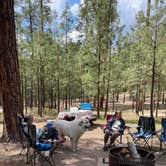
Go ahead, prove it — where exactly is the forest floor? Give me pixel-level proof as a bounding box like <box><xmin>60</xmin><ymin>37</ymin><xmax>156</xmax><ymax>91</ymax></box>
<box><xmin>0</xmin><ymin>100</ymin><xmax>166</xmax><ymax>165</ymax></box>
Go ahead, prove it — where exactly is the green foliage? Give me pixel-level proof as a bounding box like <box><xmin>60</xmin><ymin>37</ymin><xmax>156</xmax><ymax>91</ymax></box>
<box><xmin>14</xmin><ymin>0</ymin><xmax>166</xmax><ymax>114</ymax></box>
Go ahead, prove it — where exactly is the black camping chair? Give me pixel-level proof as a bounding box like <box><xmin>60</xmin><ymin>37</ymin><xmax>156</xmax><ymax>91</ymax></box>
<box><xmin>160</xmin><ymin>118</ymin><xmax>166</xmax><ymax>150</ymax></box>
<box><xmin>17</xmin><ymin>114</ymin><xmax>56</xmax><ymax>166</ymax></box>
<box><xmin>129</xmin><ymin>116</ymin><xmax>159</xmax><ymax>148</ymax></box>
<box><xmin>17</xmin><ymin>113</ymin><xmax>30</xmax><ymax>161</ymax></box>
<box><xmin>26</xmin><ymin>124</ymin><xmax>56</xmax><ymax>166</ymax></box>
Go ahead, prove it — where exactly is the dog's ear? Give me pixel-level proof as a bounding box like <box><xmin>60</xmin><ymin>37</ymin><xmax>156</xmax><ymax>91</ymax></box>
<box><xmin>79</xmin><ymin>120</ymin><xmax>84</xmax><ymax>126</ymax></box>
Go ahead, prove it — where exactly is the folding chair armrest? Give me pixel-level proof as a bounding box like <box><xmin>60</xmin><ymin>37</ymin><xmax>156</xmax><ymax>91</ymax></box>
<box><xmin>101</xmin><ymin>124</ymin><xmax>106</xmax><ymax>130</ymax></box>
<box><xmin>126</xmin><ymin>124</ymin><xmax>139</xmax><ymax>129</ymax></box>
<box><xmin>155</xmin><ymin>129</ymin><xmax>162</xmax><ymax>134</ymax></box>
<box><xmin>44</xmin><ymin>139</ymin><xmax>57</xmax><ymax>144</ymax></box>
<box><xmin>125</xmin><ymin>124</ymin><xmax>139</xmax><ymax>133</ymax></box>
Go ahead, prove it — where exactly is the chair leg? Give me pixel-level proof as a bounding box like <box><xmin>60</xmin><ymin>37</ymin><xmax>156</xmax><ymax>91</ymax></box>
<box><xmin>37</xmin><ymin>151</ymin><xmax>55</xmax><ymax>166</ymax></box>
<box><xmin>151</xmin><ymin>136</ymin><xmax>153</xmax><ymax>148</ymax></box>
<box><xmin>160</xmin><ymin>142</ymin><xmax>162</xmax><ymax>151</ymax></box>
<box><xmin>119</xmin><ymin>135</ymin><xmax>122</xmax><ymax>144</ymax></box>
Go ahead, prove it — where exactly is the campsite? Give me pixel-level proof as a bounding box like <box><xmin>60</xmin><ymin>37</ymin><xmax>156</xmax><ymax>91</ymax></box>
<box><xmin>0</xmin><ymin>0</ymin><xmax>166</xmax><ymax>166</ymax></box>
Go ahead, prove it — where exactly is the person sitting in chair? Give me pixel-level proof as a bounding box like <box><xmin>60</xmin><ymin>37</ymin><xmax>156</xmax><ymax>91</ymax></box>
<box><xmin>23</xmin><ymin>115</ymin><xmax>65</xmax><ymax>144</ymax></box>
<box><xmin>103</xmin><ymin>111</ymin><xmax>125</xmax><ymax>151</ymax></box>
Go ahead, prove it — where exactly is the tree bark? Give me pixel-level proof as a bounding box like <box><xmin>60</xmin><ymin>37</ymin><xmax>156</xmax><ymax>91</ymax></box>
<box><xmin>104</xmin><ymin>78</ymin><xmax>110</xmax><ymax>118</ymax></box>
<box><xmin>150</xmin><ymin>0</ymin><xmax>158</xmax><ymax>117</ymax></box>
<box><xmin>0</xmin><ymin>0</ymin><xmax>23</xmax><ymax>141</ymax></box>
<box><xmin>28</xmin><ymin>0</ymin><xmax>34</xmax><ymax>110</ymax></box>
<box><xmin>155</xmin><ymin>78</ymin><xmax>160</xmax><ymax>117</ymax></box>
<box><xmin>146</xmin><ymin>0</ymin><xmax>151</xmax><ymax>26</ymax></box>
<box><xmin>112</xmin><ymin>91</ymin><xmax>115</xmax><ymax>112</ymax></box>
<box><xmin>123</xmin><ymin>92</ymin><xmax>126</xmax><ymax>103</ymax></box>
<box><xmin>162</xmin><ymin>90</ymin><xmax>165</xmax><ymax>104</ymax></box>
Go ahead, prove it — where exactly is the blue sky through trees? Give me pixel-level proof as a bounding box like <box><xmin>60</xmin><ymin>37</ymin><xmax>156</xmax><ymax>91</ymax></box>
<box><xmin>50</xmin><ymin>0</ymin><xmax>148</xmax><ymax>32</ymax></box>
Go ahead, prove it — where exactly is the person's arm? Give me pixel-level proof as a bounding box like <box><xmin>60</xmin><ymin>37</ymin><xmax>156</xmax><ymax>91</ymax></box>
<box><xmin>107</xmin><ymin>116</ymin><xmax>114</xmax><ymax>124</ymax></box>
<box><xmin>105</xmin><ymin>117</ymin><xmax>114</xmax><ymax>130</ymax></box>
<box><xmin>119</xmin><ymin>119</ymin><xmax>125</xmax><ymax>132</ymax></box>
<box><xmin>36</xmin><ymin>128</ymin><xmax>45</xmax><ymax>139</ymax></box>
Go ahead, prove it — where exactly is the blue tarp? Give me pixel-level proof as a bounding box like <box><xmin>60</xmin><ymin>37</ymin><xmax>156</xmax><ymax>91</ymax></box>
<box><xmin>79</xmin><ymin>103</ymin><xmax>93</xmax><ymax>110</ymax></box>
<box><xmin>160</xmin><ymin>118</ymin><xmax>166</xmax><ymax>142</ymax></box>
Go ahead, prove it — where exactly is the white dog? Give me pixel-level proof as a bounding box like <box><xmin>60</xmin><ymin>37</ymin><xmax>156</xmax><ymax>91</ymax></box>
<box><xmin>53</xmin><ymin>119</ymin><xmax>90</xmax><ymax>151</ymax></box>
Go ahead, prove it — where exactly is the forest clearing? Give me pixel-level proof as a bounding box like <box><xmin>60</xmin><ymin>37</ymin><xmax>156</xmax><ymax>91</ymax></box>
<box><xmin>0</xmin><ymin>0</ymin><xmax>166</xmax><ymax>166</ymax></box>
<box><xmin>0</xmin><ymin>98</ymin><xmax>166</xmax><ymax>165</ymax></box>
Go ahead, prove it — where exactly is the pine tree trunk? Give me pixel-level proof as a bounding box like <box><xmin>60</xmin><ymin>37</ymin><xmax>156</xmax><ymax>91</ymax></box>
<box><xmin>37</xmin><ymin>76</ymin><xmax>42</xmax><ymax>116</ymax></box>
<box><xmin>57</xmin><ymin>79</ymin><xmax>60</xmax><ymax>112</ymax></box>
<box><xmin>97</xmin><ymin>38</ymin><xmax>101</xmax><ymax>119</ymax></box>
<box><xmin>28</xmin><ymin>0</ymin><xmax>34</xmax><ymax>110</ymax></box>
<box><xmin>57</xmin><ymin>50</ymin><xmax>60</xmax><ymax>112</ymax></box>
<box><xmin>65</xmin><ymin>86</ymin><xmax>68</xmax><ymax>110</ymax></box>
<box><xmin>123</xmin><ymin>92</ymin><xmax>126</xmax><ymax>103</ymax></box>
<box><xmin>100</xmin><ymin>95</ymin><xmax>104</xmax><ymax>111</ymax></box>
<box><xmin>68</xmin><ymin>80</ymin><xmax>71</xmax><ymax>108</ymax></box>
<box><xmin>24</xmin><ymin>74</ymin><xmax>27</xmax><ymax>113</ymax></box>
<box><xmin>30</xmin><ymin>80</ymin><xmax>33</xmax><ymax>109</ymax></box>
<box><xmin>0</xmin><ymin>0</ymin><xmax>23</xmax><ymax>141</ymax></box>
<box><xmin>112</xmin><ymin>91</ymin><xmax>115</xmax><ymax>112</ymax></box>
<box><xmin>136</xmin><ymin>84</ymin><xmax>139</xmax><ymax>115</ymax></box>
<box><xmin>80</xmin><ymin>83</ymin><xmax>84</xmax><ymax>102</ymax></box>
<box><xmin>50</xmin><ymin>87</ymin><xmax>54</xmax><ymax>109</ymax></box>
<box><xmin>156</xmin><ymin>78</ymin><xmax>160</xmax><ymax>117</ymax></box>
<box><xmin>150</xmin><ymin>0</ymin><xmax>158</xmax><ymax>117</ymax></box>
<box><xmin>104</xmin><ymin>79</ymin><xmax>110</xmax><ymax>118</ymax></box>
<box><xmin>146</xmin><ymin>0</ymin><xmax>151</xmax><ymax>26</ymax></box>
<box><xmin>132</xmin><ymin>97</ymin><xmax>135</xmax><ymax>112</ymax></box>
<box><xmin>54</xmin><ymin>92</ymin><xmax>56</xmax><ymax>109</ymax></box>
<box><xmin>116</xmin><ymin>92</ymin><xmax>119</xmax><ymax>102</ymax></box>
<box><xmin>162</xmin><ymin>90</ymin><xmax>165</xmax><ymax>104</ymax></box>
<box><xmin>41</xmin><ymin>71</ymin><xmax>45</xmax><ymax>110</ymax></box>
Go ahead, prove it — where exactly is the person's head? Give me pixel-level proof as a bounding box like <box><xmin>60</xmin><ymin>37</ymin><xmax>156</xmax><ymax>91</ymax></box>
<box><xmin>24</xmin><ymin>114</ymin><xmax>33</xmax><ymax>124</ymax></box>
<box><xmin>114</xmin><ymin>111</ymin><xmax>122</xmax><ymax>120</ymax></box>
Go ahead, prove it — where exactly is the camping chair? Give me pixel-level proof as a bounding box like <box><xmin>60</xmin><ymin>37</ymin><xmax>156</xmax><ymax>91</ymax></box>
<box><xmin>160</xmin><ymin>118</ymin><xmax>166</xmax><ymax>150</ymax></box>
<box><xmin>17</xmin><ymin>113</ymin><xmax>30</xmax><ymax>161</ymax></box>
<box><xmin>25</xmin><ymin>124</ymin><xmax>56</xmax><ymax>166</ymax></box>
<box><xmin>17</xmin><ymin>114</ymin><xmax>57</xmax><ymax>166</ymax></box>
<box><xmin>129</xmin><ymin>116</ymin><xmax>158</xmax><ymax>148</ymax></box>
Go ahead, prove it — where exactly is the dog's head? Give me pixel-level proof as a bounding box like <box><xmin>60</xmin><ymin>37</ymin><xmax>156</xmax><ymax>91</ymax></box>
<box><xmin>78</xmin><ymin>119</ymin><xmax>91</xmax><ymax>129</ymax></box>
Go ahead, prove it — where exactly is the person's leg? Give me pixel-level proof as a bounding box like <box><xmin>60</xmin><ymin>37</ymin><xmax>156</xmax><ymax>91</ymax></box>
<box><xmin>110</xmin><ymin>132</ymin><xmax>120</xmax><ymax>145</ymax></box>
<box><xmin>103</xmin><ymin>129</ymin><xmax>111</xmax><ymax>151</ymax></box>
<box><xmin>104</xmin><ymin>129</ymin><xmax>111</xmax><ymax>146</ymax></box>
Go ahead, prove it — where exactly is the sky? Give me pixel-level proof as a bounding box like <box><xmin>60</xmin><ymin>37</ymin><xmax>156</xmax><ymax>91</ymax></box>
<box><xmin>49</xmin><ymin>0</ymin><xmax>149</xmax><ymax>41</ymax></box>
<box><xmin>50</xmin><ymin>0</ymin><xmax>147</xmax><ymax>31</ymax></box>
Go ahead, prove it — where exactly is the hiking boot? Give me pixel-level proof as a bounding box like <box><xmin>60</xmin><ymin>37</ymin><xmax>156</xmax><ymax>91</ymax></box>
<box><xmin>103</xmin><ymin>145</ymin><xmax>108</xmax><ymax>151</ymax></box>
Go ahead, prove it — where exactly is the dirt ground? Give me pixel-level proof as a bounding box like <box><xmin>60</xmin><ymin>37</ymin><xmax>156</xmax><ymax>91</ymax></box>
<box><xmin>0</xmin><ymin>122</ymin><xmax>108</xmax><ymax>166</ymax></box>
<box><xmin>0</xmin><ymin>99</ymin><xmax>166</xmax><ymax>166</ymax></box>
<box><xmin>0</xmin><ymin>120</ymin><xmax>166</xmax><ymax>166</ymax></box>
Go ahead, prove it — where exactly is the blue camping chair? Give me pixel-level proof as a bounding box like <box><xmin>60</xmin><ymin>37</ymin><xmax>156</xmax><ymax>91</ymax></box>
<box><xmin>79</xmin><ymin>103</ymin><xmax>93</xmax><ymax>110</ymax></box>
<box><xmin>160</xmin><ymin>118</ymin><xmax>166</xmax><ymax>150</ymax></box>
<box><xmin>129</xmin><ymin>116</ymin><xmax>158</xmax><ymax>148</ymax></box>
